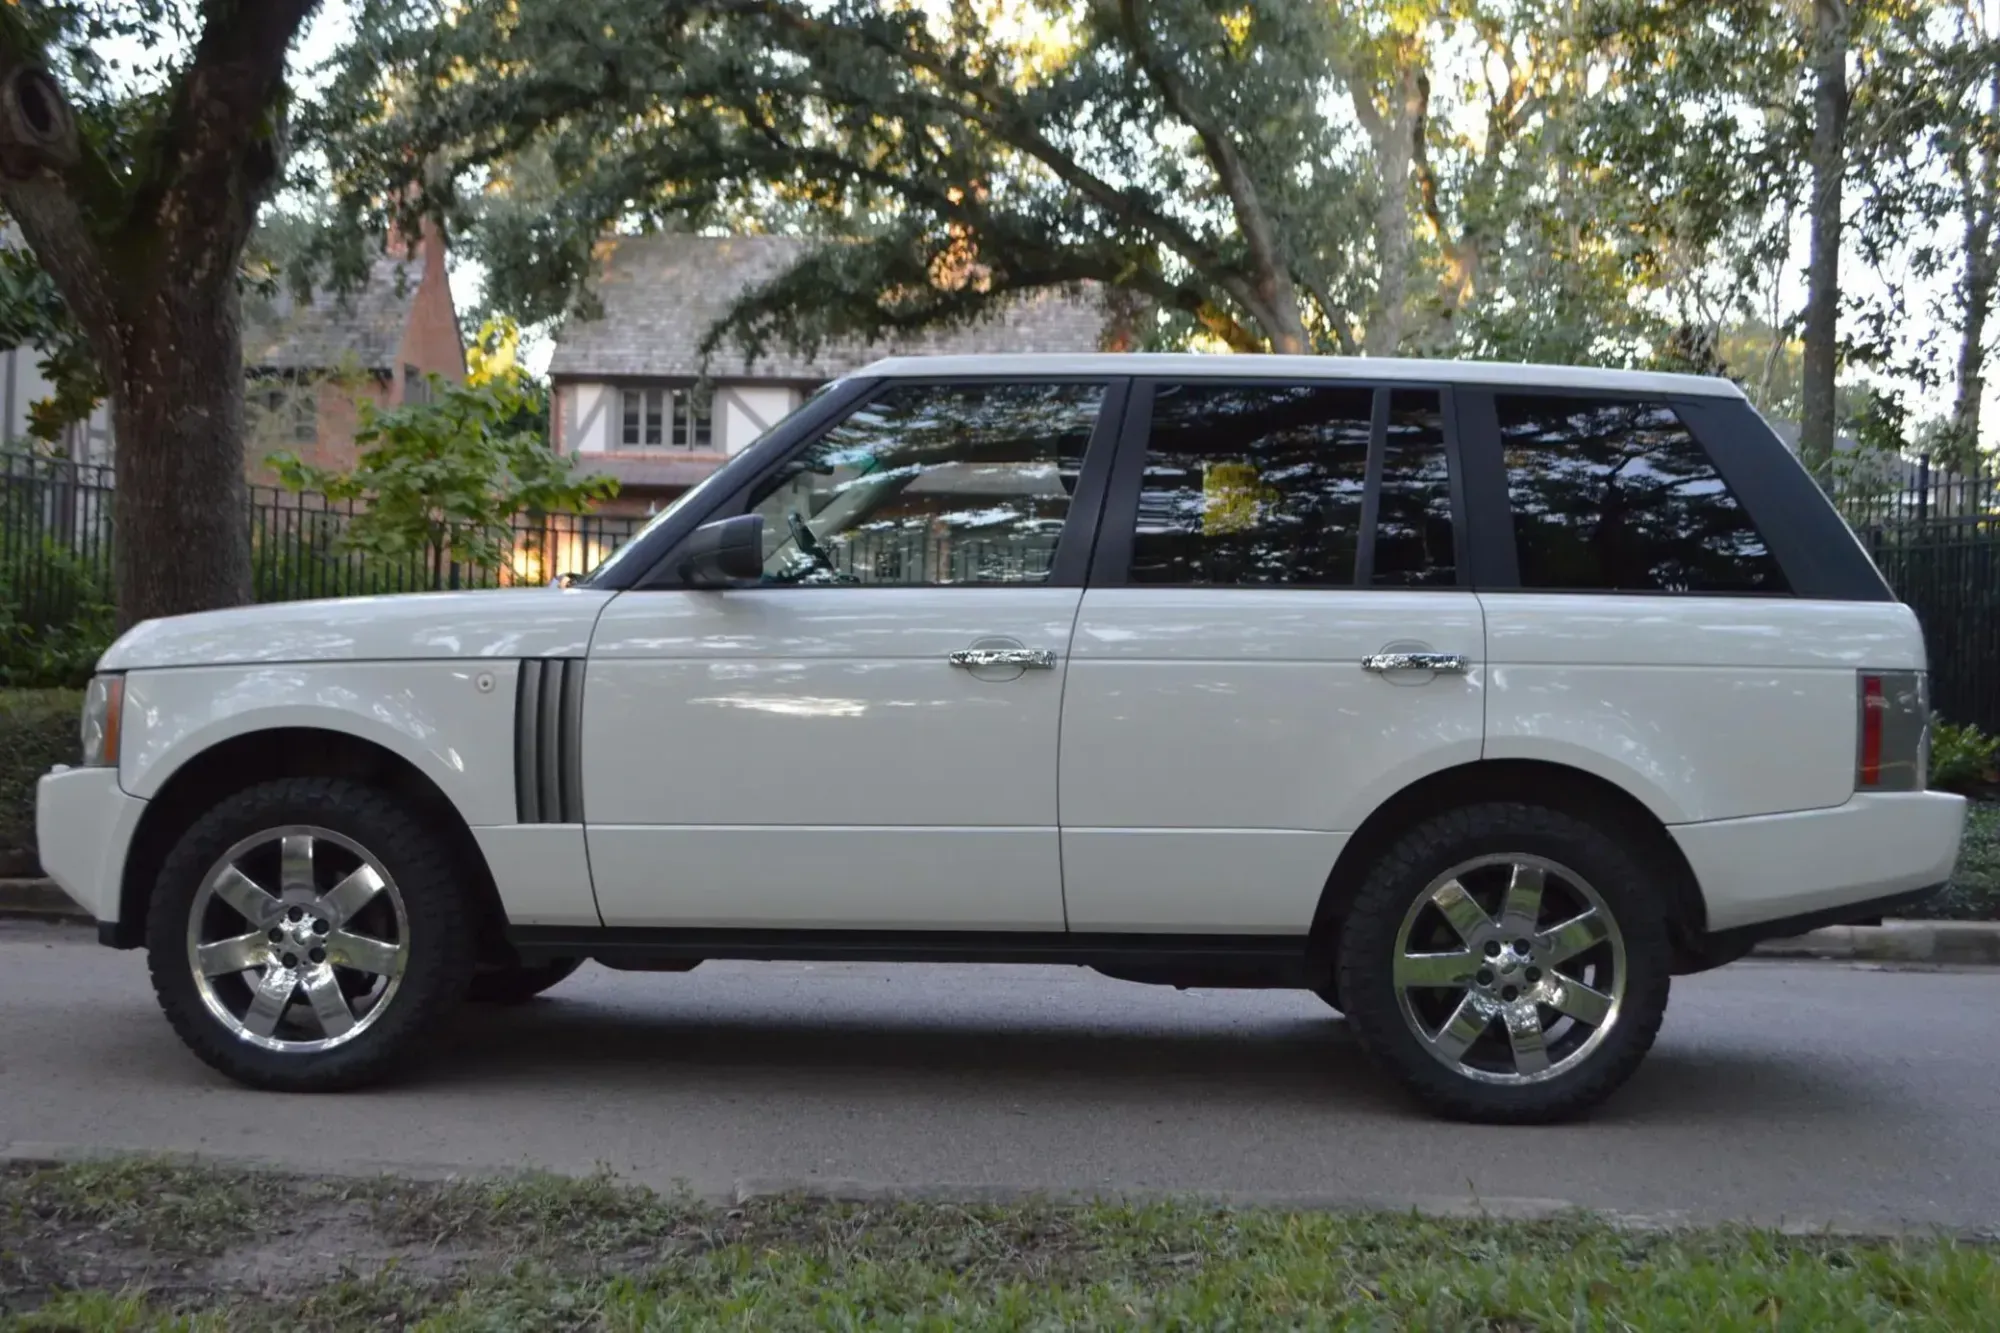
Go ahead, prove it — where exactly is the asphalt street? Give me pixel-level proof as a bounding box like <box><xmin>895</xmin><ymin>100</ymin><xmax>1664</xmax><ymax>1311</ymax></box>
<box><xmin>3</xmin><ymin>917</ymin><xmax>1995</xmax><ymax>1231</ymax></box>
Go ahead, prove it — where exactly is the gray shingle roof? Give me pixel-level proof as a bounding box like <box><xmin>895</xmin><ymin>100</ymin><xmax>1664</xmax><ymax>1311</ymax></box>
<box><xmin>243</xmin><ymin>255</ymin><xmax>422</xmax><ymax>373</ymax></box>
<box><xmin>548</xmin><ymin>233</ymin><xmax>1111</xmax><ymax>381</ymax></box>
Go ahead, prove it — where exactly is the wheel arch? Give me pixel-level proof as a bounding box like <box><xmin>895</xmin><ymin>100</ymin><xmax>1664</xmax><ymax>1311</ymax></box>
<box><xmin>109</xmin><ymin>727</ymin><xmax>507</xmax><ymax>959</ymax></box>
<box><xmin>1306</xmin><ymin>759</ymin><xmax>1711</xmax><ymax>984</ymax></box>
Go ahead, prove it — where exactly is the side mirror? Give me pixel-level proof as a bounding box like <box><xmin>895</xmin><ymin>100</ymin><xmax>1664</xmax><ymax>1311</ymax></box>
<box><xmin>677</xmin><ymin>514</ymin><xmax>764</xmax><ymax>587</ymax></box>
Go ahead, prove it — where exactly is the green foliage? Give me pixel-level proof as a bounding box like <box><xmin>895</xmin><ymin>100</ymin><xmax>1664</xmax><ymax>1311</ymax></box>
<box><xmin>1925</xmin><ymin>799</ymin><xmax>2000</xmax><ymax>922</ymax></box>
<box><xmin>0</xmin><ymin>688</ymin><xmax>81</xmax><ymax>873</ymax></box>
<box><xmin>269</xmin><ymin>346</ymin><xmax>614</xmax><ymax>572</ymax></box>
<box><xmin>0</xmin><ymin>250</ymin><xmax>105</xmax><ymax>444</ymax></box>
<box><xmin>0</xmin><ymin>537</ymin><xmax>114</xmax><ymax>689</ymax></box>
<box><xmin>322</xmin><ymin>0</ymin><xmax>1794</xmax><ymax>365</ymax></box>
<box><xmin>1929</xmin><ymin>718</ymin><xmax>2000</xmax><ymax>794</ymax></box>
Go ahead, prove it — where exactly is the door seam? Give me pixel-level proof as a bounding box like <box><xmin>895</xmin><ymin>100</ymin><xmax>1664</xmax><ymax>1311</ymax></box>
<box><xmin>1055</xmin><ymin>593</ymin><xmax>1088</xmax><ymax>932</ymax></box>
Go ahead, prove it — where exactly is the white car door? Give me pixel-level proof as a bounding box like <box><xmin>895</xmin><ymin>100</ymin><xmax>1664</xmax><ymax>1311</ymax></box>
<box><xmin>1060</xmin><ymin>379</ymin><xmax>1486</xmax><ymax>934</ymax></box>
<box><xmin>584</xmin><ymin>377</ymin><xmax>1122</xmax><ymax>930</ymax></box>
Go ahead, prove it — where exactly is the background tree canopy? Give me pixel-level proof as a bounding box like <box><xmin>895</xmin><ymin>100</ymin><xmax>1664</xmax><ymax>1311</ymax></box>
<box><xmin>315</xmin><ymin>0</ymin><xmax>1996</xmax><ymax>466</ymax></box>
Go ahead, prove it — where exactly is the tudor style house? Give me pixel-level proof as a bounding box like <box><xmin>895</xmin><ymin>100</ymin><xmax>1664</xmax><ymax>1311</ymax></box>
<box><xmin>240</xmin><ymin>220</ymin><xmax>466</xmax><ymax>483</ymax></box>
<box><xmin>547</xmin><ymin>233</ymin><xmax>1116</xmax><ymax>520</ymax></box>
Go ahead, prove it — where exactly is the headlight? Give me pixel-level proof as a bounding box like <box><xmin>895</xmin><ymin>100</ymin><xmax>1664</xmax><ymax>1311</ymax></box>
<box><xmin>80</xmin><ymin>673</ymin><xmax>124</xmax><ymax>768</ymax></box>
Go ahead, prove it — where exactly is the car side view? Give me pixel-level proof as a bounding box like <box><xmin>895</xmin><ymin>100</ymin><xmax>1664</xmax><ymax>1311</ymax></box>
<box><xmin>37</xmin><ymin>354</ymin><xmax>1966</xmax><ymax>1122</ymax></box>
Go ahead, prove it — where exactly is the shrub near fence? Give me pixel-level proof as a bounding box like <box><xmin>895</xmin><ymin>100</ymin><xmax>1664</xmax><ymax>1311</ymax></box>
<box><xmin>1</xmin><ymin>452</ymin><xmax>645</xmax><ymax>685</ymax></box>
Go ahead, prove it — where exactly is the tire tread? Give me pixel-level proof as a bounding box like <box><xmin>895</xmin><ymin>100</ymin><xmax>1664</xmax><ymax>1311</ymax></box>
<box><xmin>1334</xmin><ymin>801</ymin><xmax>1671</xmax><ymax>1124</ymax></box>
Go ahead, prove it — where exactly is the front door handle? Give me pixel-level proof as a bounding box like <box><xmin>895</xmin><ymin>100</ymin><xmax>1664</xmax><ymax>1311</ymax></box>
<box><xmin>1361</xmin><ymin>651</ymin><xmax>1470</xmax><ymax>674</ymax></box>
<box><xmin>949</xmin><ymin>648</ymin><xmax>1059</xmax><ymax>669</ymax></box>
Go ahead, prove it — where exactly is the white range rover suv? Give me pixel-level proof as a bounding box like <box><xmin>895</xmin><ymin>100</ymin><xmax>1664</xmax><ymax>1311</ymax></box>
<box><xmin>37</xmin><ymin>354</ymin><xmax>1965</xmax><ymax>1122</ymax></box>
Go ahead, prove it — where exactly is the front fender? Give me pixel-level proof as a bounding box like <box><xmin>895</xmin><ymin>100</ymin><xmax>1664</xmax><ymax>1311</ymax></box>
<box><xmin>119</xmin><ymin>662</ymin><xmax>520</xmax><ymax>827</ymax></box>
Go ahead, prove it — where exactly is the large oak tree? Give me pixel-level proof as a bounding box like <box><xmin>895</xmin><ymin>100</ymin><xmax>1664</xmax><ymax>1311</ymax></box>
<box><xmin>0</xmin><ymin>1</ymin><xmax>318</xmax><ymax>627</ymax></box>
<box><xmin>326</xmin><ymin>0</ymin><xmax>1763</xmax><ymax>369</ymax></box>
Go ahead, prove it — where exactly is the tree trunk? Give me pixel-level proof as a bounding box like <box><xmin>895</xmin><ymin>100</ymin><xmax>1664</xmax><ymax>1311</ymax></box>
<box><xmin>1951</xmin><ymin>204</ymin><xmax>1992</xmax><ymax>467</ymax></box>
<box><xmin>109</xmin><ymin>278</ymin><xmax>252</xmax><ymax>629</ymax></box>
<box><xmin>1800</xmin><ymin>0</ymin><xmax>1849</xmax><ymax>476</ymax></box>
<box><xmin>1949</xmin><ymin>69</ymin><xmax>1998</xmax><ymax>469</ymax></box>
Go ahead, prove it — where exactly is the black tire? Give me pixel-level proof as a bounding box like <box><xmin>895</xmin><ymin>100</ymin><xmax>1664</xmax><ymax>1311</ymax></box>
<box><xmin>1334</xmin><ymin>802</ymin><xmax>1672</xmax><ymax>1124</ymax></box>
<box><xmin>467</xmin><ymin>958</ymin><xmax>583</xmax><ymax>1004</ymax></box>
<box><xmin>145</xmin><ymin>777</ymin><xmax>480</xmax><ymax>1092</ymax></box>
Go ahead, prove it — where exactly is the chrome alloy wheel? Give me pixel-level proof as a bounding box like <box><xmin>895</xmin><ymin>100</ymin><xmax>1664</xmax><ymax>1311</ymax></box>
<box><xmin>1392</xmin><ymin>854</ymin><xmax>1626</xmax><ymax>1085</ymax></box>
<box><xmin>185</xmin><ymin>826</ymin><xmax>410</xmax><ymax>1053</ymax></box>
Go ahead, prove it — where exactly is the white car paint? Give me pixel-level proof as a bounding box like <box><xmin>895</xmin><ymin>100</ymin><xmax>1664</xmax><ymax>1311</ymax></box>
<box><xmin>33</xmin><ymin>578</ymin><xmax>1964</xmax><ymax>941</ymax></box>
<box><xmin>35</xmin><ymin>767</ymin><xmax>144</xmax><ymax>923</ymax></box>
<box><xmin>1672</xmin><ymin>792</ymin><xmax>1965</xmax><ymax>931</ymax></box>
<box><xmin>100</xmin><ymin>588</ymin><xmax>613</xmax><ymax>670</ymax></box>
<box><xmin>468</xmin><ymin>825</ymin><xmax>601</xmax><ymax>928</ymax></box>
<box><xmin>118</xmin><ymin>662</ymin><xmax>524</xmax><ymax>826</ymax></box>
<box><xmin>1058</xmin><ymin>587</ymin><xmax>1485</xmax><ymax>933</ymax></box>
<box><xmin>859</xmin><ymin>353</ymin><xmax>1748</xmax><ymax>400</ymax></box>
<box><xmin>583</xmin><ymin>585</ymin><xmax>1080</xmax><ymax>929</ymax></box>
<box><xmin>1481</xmin><ymin>594</ymin><xmax>1929</xmax><ymax>824</ymax></box>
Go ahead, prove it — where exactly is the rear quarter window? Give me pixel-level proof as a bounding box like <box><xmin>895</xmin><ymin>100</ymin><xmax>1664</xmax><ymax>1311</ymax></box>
<box><xmin>1496</xmin><ymin>394</ymin><xmax>1788</xmax><ymax>594</ymax></box>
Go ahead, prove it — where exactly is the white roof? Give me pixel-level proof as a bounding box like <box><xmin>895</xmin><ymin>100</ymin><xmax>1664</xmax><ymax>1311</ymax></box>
<box><xmin>857</xmin><ymin>353</ymin><xmax>1745</xmax><ymax>399</ymax></box>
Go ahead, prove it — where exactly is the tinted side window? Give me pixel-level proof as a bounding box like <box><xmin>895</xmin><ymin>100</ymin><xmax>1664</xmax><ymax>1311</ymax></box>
<box><xmin>1374</xmin><ymin>389</ymin><xmax>1456</xmax><ymax>586</ymax></box>
<box><xmin>748</xmin><ymin>381</ymin><xmax>1103</xmax><ymax>586</ymax></box>
<box><xmin>1498</xmin><ymin>394</ymin><xmax>1787</xmax><ymax>593</ymax></box>
<box><xmin>1130</xmin><ymin>383</ymin><xmax>1373</xmax><ymax>586</ymax></box>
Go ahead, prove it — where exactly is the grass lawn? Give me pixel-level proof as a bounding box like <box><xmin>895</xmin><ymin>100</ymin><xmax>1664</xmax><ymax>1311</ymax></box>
<box><xmin>1</xmin><ymin>1158</ymin><xmax>1994</xmax><ymax>1331</ymax></box>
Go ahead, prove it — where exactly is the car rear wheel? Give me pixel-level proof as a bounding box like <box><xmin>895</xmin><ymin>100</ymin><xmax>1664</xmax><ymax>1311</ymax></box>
<box><xmin>145</xmin><ymin>778</ymin><xmax>478</xmax><ymax>1092</ymax></box>
<box><xmin>1335</xmin><ymin>802</ymin><xmax>1671</xmax><ymax>1123</ymax></box>
<box><xmin>467</xmin><ymin>958</ymin><xmax>583</xmax><ymax>1004</ymax></box>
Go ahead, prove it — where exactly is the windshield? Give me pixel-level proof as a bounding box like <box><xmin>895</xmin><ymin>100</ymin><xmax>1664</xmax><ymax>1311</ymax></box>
<box><xmin>577</xmin><ymin>379</ymin><xmax>848</xmax><ymax>586</ymax></box>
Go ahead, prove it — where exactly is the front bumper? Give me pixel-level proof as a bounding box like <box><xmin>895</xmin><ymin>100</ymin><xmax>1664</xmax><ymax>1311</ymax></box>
<box><xmin>1671</xmin><ymin>790</ymin><xmax>1966</xmax><ymax>933</ymax></box>
<box><xmin>35</xmin><ymin>766</ymin><xmax>147</xmax><ymax>925</ymax></box>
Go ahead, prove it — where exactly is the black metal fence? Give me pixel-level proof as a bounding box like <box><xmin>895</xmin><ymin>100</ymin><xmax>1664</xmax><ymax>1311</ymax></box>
<box><xmin>1</xmin><ymin>452</ymin><xmax>646</xmax><ymax>630</ymax></box>
<box><xmin>1837</xmin><ymin>461</ymin><xmax>2000</xmax><ymax>735</ymax></box>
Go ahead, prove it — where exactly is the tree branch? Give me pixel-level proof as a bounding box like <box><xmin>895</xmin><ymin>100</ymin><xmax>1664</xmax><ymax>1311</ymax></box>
<box><xmin>736</xmin><ymin>0</ymin><xmax>1245</xmax><ymax>323</ymax></box>
<box><xmin>1117</xmin><ymin>0</ymin><xmax>1304</xmax><ymax>351</ymax></box>
<box><xmin>1297</xmin><ymin>270</ymin><xmax>1360</xmax><ymax>354</ymax></box>
<box><xmin>127</xmin><ymin>0</ymin><xmax>318</xmax><ymax>264</ymax></box>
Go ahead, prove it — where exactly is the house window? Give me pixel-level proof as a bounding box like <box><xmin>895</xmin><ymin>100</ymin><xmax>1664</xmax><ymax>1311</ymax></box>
<box><xmin>256</xmin><ymin>380</ymin><xmax>316</xmax><ymax>444</ymax></box>
<box><xmin>404</xmin><ymin>365</ymin><xmax>431</xmax><ymax>406</ymax></box>
<box><xmin>621</xmin><ymin>387</ymin><xmax>715</xmax><ymax>450</ymax></box>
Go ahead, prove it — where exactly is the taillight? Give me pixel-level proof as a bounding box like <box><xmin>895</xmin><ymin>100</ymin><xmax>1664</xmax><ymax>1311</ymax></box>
<box><xmin>1856</xmin><ymin>669</ymin><xmax>1928</xmax><ymax>792</ymax></box>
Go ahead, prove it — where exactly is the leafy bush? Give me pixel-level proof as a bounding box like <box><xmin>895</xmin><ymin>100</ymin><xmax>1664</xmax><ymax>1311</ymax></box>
<box><xmin>1929</xmin><ymin>718</ymin><xmax>1999</xmax><ymax>794</ymax></box>
<box><xmin>0</xmin><ymin>538</ymin><xmax>115</xmax><ymax>689</ymax></box>
<box><xmin>0</xmin><ymin>688</ymin><xmax>81</xmax><ymax>875</ymax></box>
<box><xmin>1913</xmin><ymin>800</ymin><xmax>2000</xmax><ymax>921</ymax></box>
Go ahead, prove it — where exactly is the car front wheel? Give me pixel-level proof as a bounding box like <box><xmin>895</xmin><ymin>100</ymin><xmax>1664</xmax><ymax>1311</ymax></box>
<box><xmin>145</xmin><ymin>777</ymin><xmax>478</xmax><ymax>1092</ymax></box>
<box><xmin>1335</xmin><ymin>802</ymin><xmax>1671</xmax><ymax>1123</ymax></box>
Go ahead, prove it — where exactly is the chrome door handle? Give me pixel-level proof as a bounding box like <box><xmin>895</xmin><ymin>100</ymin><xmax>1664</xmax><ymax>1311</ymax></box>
<box><xmin>1361</xmin><ymin>651</ymin><xmax>1469</xmax><ymax>674</ymax></box>
<box><xmin>949</xmin><ymin>648</ymin><xmax>1059</xmax><ymax>669</ymax></box>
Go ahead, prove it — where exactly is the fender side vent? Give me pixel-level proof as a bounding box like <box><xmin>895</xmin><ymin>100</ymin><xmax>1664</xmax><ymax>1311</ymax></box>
<box><xmin>514</xmin><ymin>658</ymin><xmax>585</xmax><ymax>823</ymax></box>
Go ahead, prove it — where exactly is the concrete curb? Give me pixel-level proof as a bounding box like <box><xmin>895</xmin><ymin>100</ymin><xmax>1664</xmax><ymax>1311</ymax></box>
<box><xmin>1752</xmin><ymin>920</ymin><xmax>2000</xmax><ymax>965</ymax></box>
<box><xmin>6</xmin><ymin>877</ymin><xmax>1998</xmax><ymax>964</ymax></box>
<box><xmin>0</xmin><ymin>878</ymin><xmax>76</xmax><ymax>919</ymax></box>
<box><xmin>8</xmin><ymin>1144</ymin><xmax>1990</xmax><ymax>1238</ymax></box>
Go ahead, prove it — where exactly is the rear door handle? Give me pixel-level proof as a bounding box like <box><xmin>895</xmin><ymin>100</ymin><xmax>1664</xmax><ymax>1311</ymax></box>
<box><xmin>1361</xmin><ymin>651</ymin><xmax>1469</xmax><ymax>674</ymax></box>
<box><xmin>949</xmin><ymin>648</ymin><xmax>1059</xmax><ymax>669</ymax></box>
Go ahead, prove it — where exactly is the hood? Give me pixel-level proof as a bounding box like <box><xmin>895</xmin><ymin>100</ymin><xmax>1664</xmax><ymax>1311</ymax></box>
<box><xmin>99</xmin><ymin>588</ymin><xmax>617</xmax><ymax>671</ymax></box>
